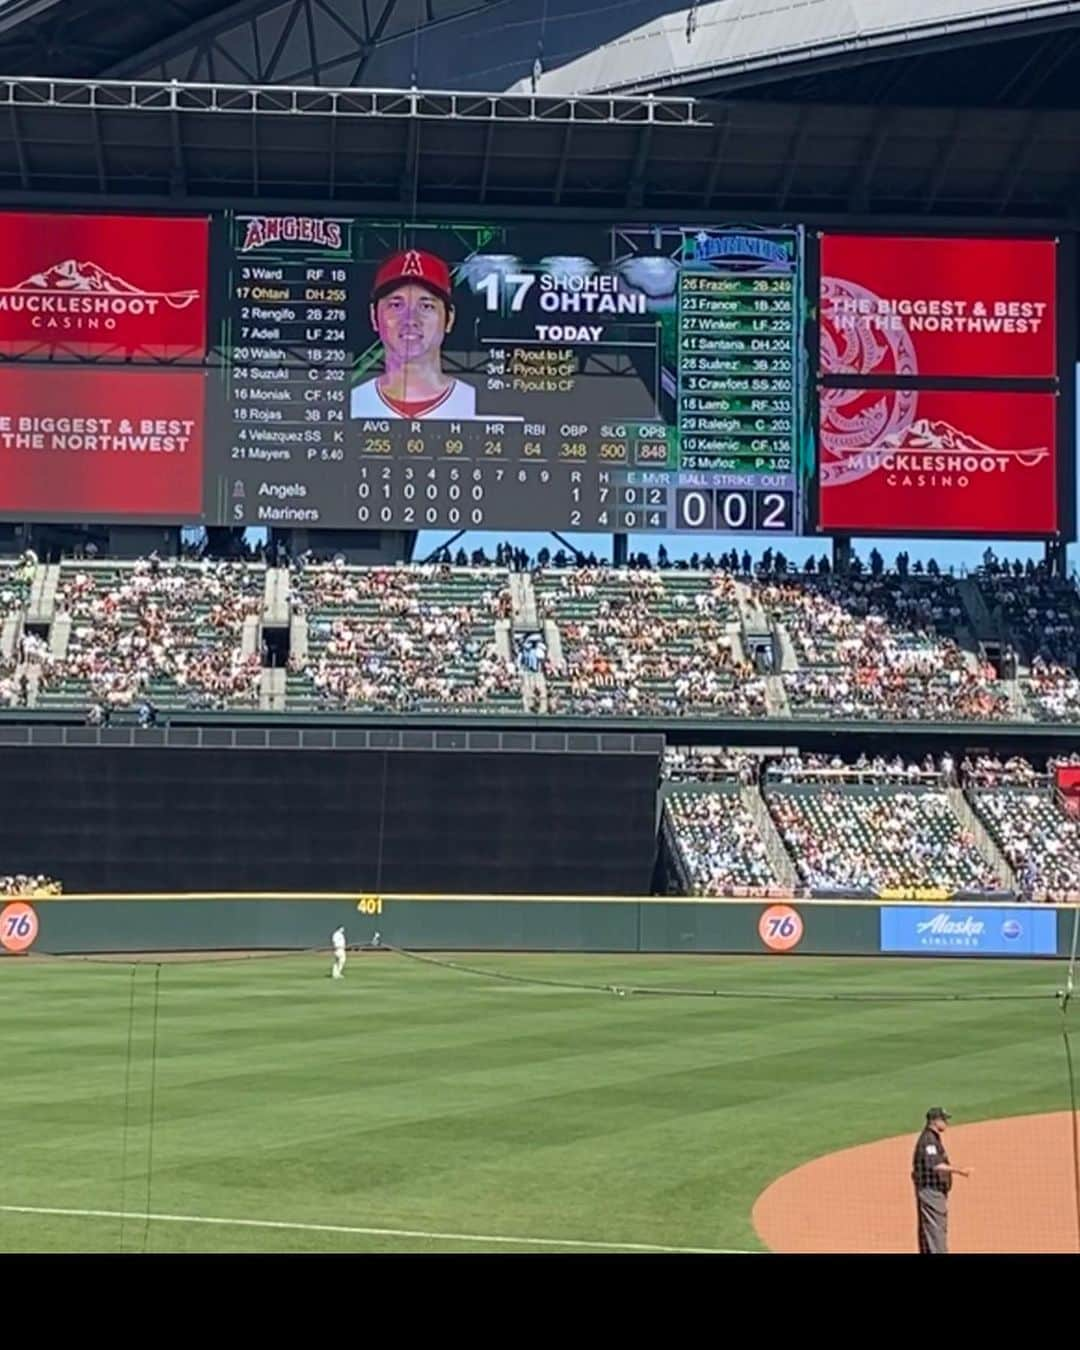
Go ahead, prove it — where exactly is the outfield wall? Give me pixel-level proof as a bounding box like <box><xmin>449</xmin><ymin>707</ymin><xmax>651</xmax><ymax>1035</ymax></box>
<box><xmin>4</xmin><ymin>895</ymin><xmax>1077</xmax><ymax>960</ymax></box>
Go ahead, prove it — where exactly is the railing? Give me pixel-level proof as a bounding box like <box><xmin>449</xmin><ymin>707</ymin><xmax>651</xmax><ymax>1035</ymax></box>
<box><xmin>0</xmin><ymin>75</ymin><xmax>706</xmax><ymax>125</ymax></box>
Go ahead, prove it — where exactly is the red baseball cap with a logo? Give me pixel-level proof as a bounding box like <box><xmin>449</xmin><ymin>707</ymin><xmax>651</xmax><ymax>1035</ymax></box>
<box><xmin>371</xmin><ymin>249</ymin><xmax>454</xmax><ymax>307</ymax></box>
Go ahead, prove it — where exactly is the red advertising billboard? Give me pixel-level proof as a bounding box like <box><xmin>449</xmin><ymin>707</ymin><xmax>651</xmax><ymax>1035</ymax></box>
<box><xmin>820</xmin><ymin>235</ymin><xmax>1056</xmax><ymax>380</ymax></box>
<box><xmin>0</xmin><ymin>368</ymin><xmax>205</xmax><ymax>517</ymax></box>
<box><xmin>0</xmin><ymin>211</ymin><xmax>209</xmax><ymax>359</ymax></box>
<box><xmin>818</xmin><ymin>387</ymin><xmax>1057</xmax><ymax>534</ymax></box>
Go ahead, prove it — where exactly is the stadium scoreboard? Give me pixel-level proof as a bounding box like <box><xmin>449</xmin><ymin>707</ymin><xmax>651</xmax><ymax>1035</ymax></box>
<box><xmin>223</xmin><ymin>218</ymin><xmax>803</xmax><ymax>535</ymax></box>
<box><xmin>0</xmin><ymin>209</ymin><xmax>1067</xmax><ymax>539</ymax></box>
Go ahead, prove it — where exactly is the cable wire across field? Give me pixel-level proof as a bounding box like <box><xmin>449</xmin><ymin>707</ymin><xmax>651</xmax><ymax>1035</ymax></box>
<box><xmin>16</xmin><ymin>939</ymin><xmax>1071</xmax><ymax>1003</ymax></box>
<box><xmin>388</xmin><ymin>944</ymin><xmax>1065</xmax><ymax>1005</ymax></box>
<box><xmin>8</xmin><ymin>930</ymin><xmax>1080</xmax><ymax>1255</ymax></box>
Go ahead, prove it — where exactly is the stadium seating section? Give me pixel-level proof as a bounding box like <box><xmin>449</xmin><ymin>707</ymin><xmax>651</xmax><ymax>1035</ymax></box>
<box><xmin>1</xmin><ymin>559</ymin><xmax>1079</xmax><ymax>727</ymax></box>
<box><xmin>0</xmin><ymin>562</ymin><xmax>32</xmax><ymax>706</ymax></box>
<box><xmin>38</xmin><ymin>560</ymin><xmax>263</xmax><ymax>711</ymax></box>
<box><xmin>971</xmin><ymin>785</ymin><xmax>1080</xmax><ymax>901</ymax></box>
<box><xmin>657</xmin><ymin>750</ymin><xmax>1080</xmax><ymax>899</ymax></box>
<box><xmin>664</xmin><ymin>787</ymin><xmax>782</xmax><ymax>895</ymax></box>
<box><xmin>976</xmin><ymin>574</ymin><xmax>1080</xmax><ymax>723</ymax></box>
<box><xmin>765</xmin><ymin>786</ymin><xmax>1000</xmax><ymax>894</ymax></box>
<box><xmin>535</xmin><ymin>568</ymin><xmax>767</xmax><ymax>716</ymax></box>
<box><xmin>287</xmin><ymin>564</ymin><xmax>518</xmax><ymax>713</ymax></box>
<box><xmin>763</xmin><ymin>575</ymin><xmax>1009</xmax><ymax>720</ymax></box>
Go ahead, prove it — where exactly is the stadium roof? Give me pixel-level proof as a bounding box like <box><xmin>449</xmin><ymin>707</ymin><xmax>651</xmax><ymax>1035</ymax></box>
<box><xmin>1</xmin><ymin>1</ymin><xmax>1079</xmax><ymax>222</ymax></box>
<box><xmin>1</xmin><ymin>73</ymin><xmax>1076</xmax><ymax>223</ymax></box>
<box><xmin>0</xmin><ymin>1</ymin><xmax>509</xmax><ymax>82</ymax></box>
<box><xmin>2</xmin><ymin>0</ymin><xmax>1079</xmax><ymax>104</ymax></box>
<box><xmin>513</xmin><ymin>1</ymin><xmax>1080</xmax><ymax>99</ymax></box>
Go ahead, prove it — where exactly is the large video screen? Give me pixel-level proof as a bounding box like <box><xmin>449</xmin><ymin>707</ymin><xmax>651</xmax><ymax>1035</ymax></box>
<box><xmin>820</xmin><ymin>234</ymin><xmax>1056</xmax><ymax>380</ymax></box>
<box><xmin>0</xmin><ymin>210</ymin><xmax>805</xmax><ymax>534</ymax></box>
<box><xmin>818</xmin><ymin>388</ymin><xmax>1057</xmax><ymax>534</ymax></box>
<box><xmin>222</xmin><ymin>216</ymin><xmax>804</xmax><ymax>534</ymax></box>
<box><xmin>817</xmin><ymin>231</ymin><xmax>1062</xmax><ymax>537</ymax></box>
<box><xmin>0</xmin><ymin>211</ymin><xmax>1068</xmax><ymax>541</ymax></box>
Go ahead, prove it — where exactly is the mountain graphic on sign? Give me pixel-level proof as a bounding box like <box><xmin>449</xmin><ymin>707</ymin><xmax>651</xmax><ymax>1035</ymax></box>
<box><xmin>880</xmin><ymin>417</ymin><xmax>1049</xmax><ymax>465</ymax></box>
<box><xmin>4</xmin><ymin>258</ymin><xmax>199</xmax><ymax>309</ymax></box>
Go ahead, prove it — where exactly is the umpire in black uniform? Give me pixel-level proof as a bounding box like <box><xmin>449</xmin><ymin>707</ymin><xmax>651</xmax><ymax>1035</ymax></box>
<box><xmin>912</xmin><ymin>1108</ymin><xmax>973</xmax><ymax>1254</ymax></box>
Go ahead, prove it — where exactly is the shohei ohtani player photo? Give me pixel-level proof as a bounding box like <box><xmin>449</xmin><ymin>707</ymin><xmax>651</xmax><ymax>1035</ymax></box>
<box><xmin>350</xmin><ymin>248</ymin><xmax>479</xmax><ymax>421</ymax></box>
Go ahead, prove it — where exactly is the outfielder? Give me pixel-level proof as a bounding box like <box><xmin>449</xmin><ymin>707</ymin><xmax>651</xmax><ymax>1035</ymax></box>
<box><xmin>350</xmin><ymin>249</ymin><xmax>479</xmax><ymax>421</ymax></box>
<box><xmin>331</xmin><ymin>926</ymin><xmax>347</xmax><ymax>980</ymax></box>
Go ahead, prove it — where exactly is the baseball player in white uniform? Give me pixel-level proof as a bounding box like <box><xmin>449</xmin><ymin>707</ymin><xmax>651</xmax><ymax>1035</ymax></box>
<box><xmin>331</xmin><ymin>926</ymin><xmax>347</xmax><ymax>980</ymax></box>
<box><xmin>350</xmin><ymin>248</ymin><xmax>480</xmax><ymax>421</ymax></box>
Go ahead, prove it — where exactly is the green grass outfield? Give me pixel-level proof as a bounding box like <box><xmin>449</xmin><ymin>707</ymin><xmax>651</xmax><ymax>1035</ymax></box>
<box><xmin>0</xmin><ymin>951</ymin><xmax>1073</xmax><ymax>1254</ymax></box>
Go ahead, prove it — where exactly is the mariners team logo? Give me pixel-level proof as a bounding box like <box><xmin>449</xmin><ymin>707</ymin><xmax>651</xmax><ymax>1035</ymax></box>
<box><xmin>0</xmin><ymin>258</ymin><xmax>200</xmax><ymax>332</ymax></box>
<box><xmin>685</xmin><ymin>231</ymin><xmax>795</xmax><ymax>274</ymax></box>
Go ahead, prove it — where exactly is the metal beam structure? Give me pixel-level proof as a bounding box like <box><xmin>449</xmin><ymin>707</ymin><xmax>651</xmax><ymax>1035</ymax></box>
<box><xmin>0</xmin><ymin>75</ymin><xmax>1074</xmax><ymax>223</ymax></box>
<box><xmin>104</xmin><ymin>0</ymin><xmax>506</xmax><ymax>85</ymax></box>
<box><xmin>7</xmin><ymin>0</ymin><xmax>1080</xmax><ymax>118</ymax></box>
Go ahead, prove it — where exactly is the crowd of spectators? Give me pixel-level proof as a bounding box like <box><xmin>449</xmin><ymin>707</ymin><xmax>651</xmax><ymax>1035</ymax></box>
<box><xmin>665</xmin><ymin>791</ymin><xmax>782</xmax><ymax>896</ymax></box>
<box><xmin>766</xmin><ymin>788</ymin><xmax>1001</xmax><ymax>894</ymax></box>
<box><xmin>1022</xmin><ymin>658</ymin><xmax>1080</xmax><ymax>723</ymax></box>
<box><xmin>7</xmin><ymin>546</ymin><xmax>1080</xmax><ymax>730</ymax></box>
<box><xmin>764</xmin><ymin>751</ymin><xmax>953</xmax><ymax>785</ymax></box>
<box><xmin>1</xmin><ymin>873</ymin><xmax>61</xmax><ymax>897</ymax></box>
<box><xmin>976</xmin><ymin>566</ymin><xmax>1080</xmax><ymax>668</ymax></box>
<box><xmin>0</xmin><ymin>556</ymin><xmax>34</xmax><ymax>708</ymax></box>
<box><xmin>662</xmin><ymin>748</ymin><xmax>1012</xmax><ymax>896</ymax></box>
<box><xmin>538</xmin><ymin>568</ymin><xmax>767</xmax><ymax>717</ymax></box>
<box><xmin>763</xmin><ymin>574</ymin><xmax>1009</xmax><ymax>721</ymax></box>
<box><xmin>961</xmin><ymin>754</ymin><xmax>1041</xmax><ymax>787</ymax></box>
<box><xmin>663</xmin><ymin>746</ymin><xmax>757</xmax><ymax>782</ymax></box>
<box><xmin>291</xmin><ymin>563</ymin><xmax>519</xmax><ymax>712</ymax></box>
<box><xmin>44</xmin><ymin>556</ymin><xmax>263</xmax><ymax>709</ymax></box>
<box><xmin>971</xmin><ymin>787</ymin><xmax>1080</xmax><ymax>902</ymax></box>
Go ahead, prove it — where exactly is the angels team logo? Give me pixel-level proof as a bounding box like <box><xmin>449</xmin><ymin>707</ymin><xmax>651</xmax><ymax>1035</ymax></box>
<box><xmin>0</xmin><ymin>257</ymin><xmax>200</xmax><ymax>333</ymax></box>
<box><xmin>240</xmin><ymin>216</ymin><xmax>344</xmax><ymax>251</ymax></box>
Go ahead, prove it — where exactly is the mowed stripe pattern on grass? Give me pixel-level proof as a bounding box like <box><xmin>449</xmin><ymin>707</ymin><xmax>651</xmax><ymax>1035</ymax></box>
<box><xmin>0</xmin><ymin>953</ymin><xmax>1069</xmax><ymax>1253</ymax></box>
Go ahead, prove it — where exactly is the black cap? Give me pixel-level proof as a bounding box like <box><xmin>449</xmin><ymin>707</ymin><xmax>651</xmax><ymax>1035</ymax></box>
<box><xmin>926</xmin><ymin>1107</ymin><xmax>952</xmax><ymax>1122</ymax></box>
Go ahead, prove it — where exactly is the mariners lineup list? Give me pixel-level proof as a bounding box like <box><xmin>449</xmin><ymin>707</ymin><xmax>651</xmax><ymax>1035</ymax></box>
<box><xmin>218</xmin><ymin>216</ymin><xmax>804</xmax><ymax>534</ymax></box>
